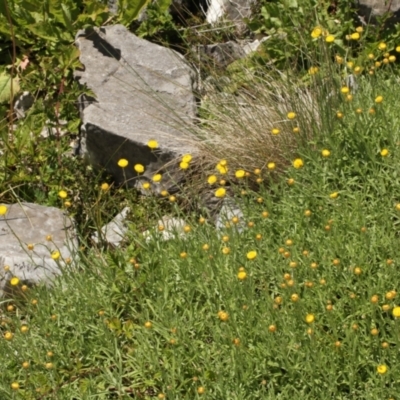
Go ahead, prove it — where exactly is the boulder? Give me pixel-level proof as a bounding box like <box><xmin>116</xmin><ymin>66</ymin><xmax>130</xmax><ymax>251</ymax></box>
<box><xmin>142</xmin><ymin>215</ymin><xmax>187</xmax><ymax>242</ymax></box>
<box><xmin>74</xmin><ymin>25</ymin><xmax>198</xmax><ymax>194</ymax></box>
<box><xmin>206</xmin><ymin>0</ymin><xmax>255</xmax><ymax>25</ymax></box>
<box><xmin>0</xmin><ymin>203</ymin><xmax>78</xmax><ymax>297</ymax></box>
<box><xmin>356</xmin><ymin>0</ymin><xmax>400</xmax><ymax>25</ymax></box>
<box><xmin>92</xmin><ymin>206</ymin><xmax>130</xmax><ymax>247</ymax></box>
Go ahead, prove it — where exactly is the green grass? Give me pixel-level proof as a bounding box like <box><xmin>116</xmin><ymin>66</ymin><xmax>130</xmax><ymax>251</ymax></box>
<box><xmin>3</xmin><ymin>31</ymin><xmax>400</xmax><ymax>400</ymax></box>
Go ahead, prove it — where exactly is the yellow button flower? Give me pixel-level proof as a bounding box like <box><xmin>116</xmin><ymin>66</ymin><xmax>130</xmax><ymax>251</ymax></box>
<box><xmin>321</xmin><ymin>149</ymin><xmax>331</xmax><ymax>157</ymax></box>
<box><xmin>0</xmin><ymin>205</ymin><xmax>7</xmax><ymax>216</ymax></box>
<box><xmin>238</xmin><ymin>271</ymin><xmax>247</xmax><ymax>280</ymax></box>
<box><xmin>10</xmin><ymin>277</ymin><xmax>19</xmax><ymax>286</ymax></box>
<box><xmin>308</xmin><ymin>66</ymin><xmax>319</xmax><ymax>75</ymax></box>
<box><xmin>325</xmin><ymin>35</ymin><xmax>335</xmax><ymax>43</ymax></box>
<box><xmin>392</xmin><ymin>306</ymin><xmax>400</xmax><ymax>317</ymax></box>
<box><xmin>335</xmin><ymin>55</ymin><xmax>343</xmax><ymax>64</ymax></box>
<box><xmin>287</xmin><ymin>112</ymin><xmax>296</xmax><ymax>119</ymax></box>
<box><xmin>271</xmin><ymin>128</ymin><xmax>280</xmax><ymax>135</ymax></box>
<box><xmin>267</xmin><ymin>162</ymin><xmax>276</xmax><ymax>170</ymax></box>
<box><xmin>341</xmin><ymin>87</ymin><xmax>350</xmax><ymax>94</ymax></box>
<box><xmin>293</xmin><ymin>158</ymin><xmax>304</xmax><ymax>169</ymax></box>
<box><xmin>235</xmin><ymin>170</ymin><xmax>245</xmax><ymax>178</ymax></box>
<box><xmin>152</xmin><ymin>174</ymin><xmax>162</xmax><ymax>182</ymax></box>
<box><xmin>218</xmin><ymin>311</ymin><xmax>229</xmax><ymax>321</ymax></box>
<box><xmin>350</xmin><ymin>32</ymin><xmax>360</xmax><ymax>40</ymax></box>
<box><xmin>381</xmin><ymin>149</ymin><xmax>389</xmax><ymax>157</ymax></box>
<box><xmin>142</xmin><ymin>182</ymin><xmax>151</xmax><ymax>190</ymax></box>
<box><xmin>377</xmin><ymin>364</ymin><xmax>388</xmax><ymax>375</ymax></box>
<box><xmin>118</xmin><ymin>159</ymin><xmax>128</xmax><ymax>168</ymax></box>
<box><xmin>180</xmin><ymin>161</ymin><xmax>189</xmax><ymax>170</ymax></box>
<box><xmin>311</xmin><ymin>27</ymin><xmax>322</xmax><ymax>38</ymax></box>
<box><xmin>58</xmin><ymin>190</ymin><xmax>68</xmax><ymax>199</ymax></box>
<box><xmin>207</xmin><ymin>175</ymin><xmax>217</xmax><ymax>184</ymax></box>
<box><xmin>134</xmin><ymin>164</ymin><xmax>145</xmax><ymax>173</ymax></box>
<box><xmin>378</xmin><ymin>42</ymin><xmax>387</xmax><ymax>51</ymax></box>
<box><xmin>247</xmin><ymin>250</ymin><xmax>257</xmax><ymax>260</ymax></box>
<box><xmin>216</xmin><ymin>163</ymin><xmax>228</xmax><ymax>174</ymax></box>
<box><xmin>305</xmin><ymin>314</ymin><xmax>315</xmax><ymax>324</ymax></box>
<box><xmin>100</xmin><ymin>183</ymin><xmax>110</xmax><ymax>191</ymax></box>
<box><xmin>330</xmin><ymin>192</ymin><xmax>339</xmax><ymax>199</ymax></box>
<box><xmin>147</xmin><ymin>140</ymin><xmax>158</xmax><ymax>149</ymax></box>
<box><xmin>182</xmin><ymin>154</ymin><xmax>192</xmax><ymax>163</ymax></box>
<box><xmin>51</xmin><ymin>251</ymin><xmax>60</xmax><ymax>260</ymax></box>
<box><xmin>215</xmin><ymin>188</ymin><xmax>226</xmax><ymax>198</ymax></box>
<box><xmin>375</xmin><ymin>95</ymin><xmax>383</xmax><ymax>103</ymax></box>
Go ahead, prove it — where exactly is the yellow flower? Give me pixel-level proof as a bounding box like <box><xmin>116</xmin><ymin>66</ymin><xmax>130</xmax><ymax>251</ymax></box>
<box><xmin>215</xmin><ymin>188</ymin><xmax>226</xmax><ymax>198</ymax></box>
<box><xmin>238</xmin><ymin>271</ymin><xmax>247</xmax><ymax>280</ymax></box>
<box><xmin>293</xmin><ymin>127</ymin><xmax>300</xmax><ymax>133</ymax></box>
<box><xmin>350</xmin><ymin>32</ymin><xmax>360</xmax><ymax>40</ymax></box>
<box><xmin>152</xmin><ymin>174</ymin><xmax>162</xmax><ymax>182</ymax></box>
<box><xmin>216</xmin><ymin>163</ymin><xmax>228</xmax><ymax>174</ymax></box>
<box><xmin>147</xmin><ymin>140</ymin><xmax>158</xmax><ymax>149</ymax></box>
<box><xmin>392</xmin><ymin>306</ymin><xmax>400</xmax><ymax>317</ymax></box>
<box><xmin>287</xmin><ymin>178</ymin><xmax>295</xmax><ymax>185</ymax></box>
<box><xmin>235</xmin><ymin>170</ymin><xmax>245</xmax><ymax>178</ymax></box>
<box><xmin>305</xmin><ymin>314</ymin><xmax>315</xmax><ymax>324</ymax></box>
<box><xmin>0</xmin><ymin>205</ymin><xmax>7</xmax><ymax>216</ymax></box>
<box><xmin>182</xmin><ymin>154</ymin><xmax>192</xmax><ymax>163</ymax></box>
<box><xmin>378</xmin><ymin>42</ymin><xmax>387</xmax><ymax>51</ymax></box>
<box><xmin>375</xmin><ymin>96</ymin><xmax>383</xmax><ymax>103</ymax></box>
<box><xmin>396</xmin><ymin>46</ymin><xmax>400</xmax><ymax>53</ymax></box>
<box><xmin>247</xmin><ymin>250</ymin><xmax>257</xmax><ymax>260</ymax></box>
<box><xmin>4</xmin><ymin>331</ymin><xmax>13</xmax><ymax>340</ymax></box>
<box><xmin>311</xmin><ymin>27</ymin><xmax>322</xmax><ymax>38</ymax></box>
<box><xmin>341</xmin><ymin>87</ymin><xmax>349</xmax><ymax>94</ymax></box>
<box><xmin>208</xmin><ymin>175</ymin><xmax>217</xmax><ymax>184</ymax></box>
<box><xmin>336</xmin><ymin>112</ymin><xmax>343</xmax><ymax>118</ymax></box>
<box><xmin>144</xmin><ymin>321</ymin><xmax>152</xmax><ymax>329</ymax></box>
<box><xmin>11</xmin><ymin>382</ymin><xmax>19</xmax><ymax>390</ymax></box>
<box><xmin>335</xmin><ymin>55</ymin><xmax>343</xmax><ymax>64</ymax></box>
<box><xmin>293</xmin><ymin>158</ymin><xmax>304</xmax><ymax>169</ymax></box>
<box><xmin>271</xmin><ymin>128</ymin><xmax>280</xmax><ymax>135</ymax></box>
<box><xmin>321</xmin><ymin>149</ymin><xmax>331</xmax><ymax>157</ymax></box>
<box><xmin>10</xmin><ymin>277</ymin><xmax>19</xmax><ymax>286</ymax></box>
<box><xmin>287</xmin><ymin>112</ymin><xmax>296</xmax><ymax>119</ymax></box>
<box><xmin>347</xmin><ymin>61</ymin><xmax>354</xmax><ymax>69</ymax></box>
<box><xmin>180</xmin><ymin>161</ymin><xmax>189</xmax><ymax>170</ymax></box>
<box><xmin>377</xmin><ymin>364</ymin><xmax>388</xmax><ymax>375</ymax></box>
<box><xmin>117</xmin><ymin>159</ymin><xmax>128</xmax><ymax>168</ymax></box>
<box><xmin>100</xmin><ymin>183</ymin><xmax>109</xmax><ymax>191</ymax></box>
<box><xmin>51</xmin><ymin>251</ymin><xmax>60</xmax><ymax>260</ymax></box>
<box><xmin>58</xmin><ymin>190</ymin><xmax>68</xmax><ymax>199</ymax></box>
<box><xmin>142</xmin><ymin>182</ymin><xmax>151</xmax><ymax>190</ymax></box>
<box><xmin>134</xmin><ymin>164</ymin><xmax>145</xmax><ymax>173</ymax></box>
<box><xmin>325</xmin><ymin>35</ymin><xmax>335</xmax><ymax>43</ymax></box>
<box><xmin>308</xmin><ymin>66</ymin><xmax>319</xmax><ymax>75</ymax></box>
<box><xmin>218</xmin><ymin>311</ymin><xmax>229</xmax><ymax>321</ymax></box>
<box><xmin>267</xmin><ymin>162</ymin><xmax>276</xmax><ymax>170</ymax></box>
<box><xmin>222</xmin><ymin>247</ymin><xmax>230</xmax><ymax>255</ymax></box>
<box><xmin>381</xmin><ymin>149</ymin><xmax>389</xmax><ymax>157</ymax></box>
<box><xmin>356</xmin><ymin>26</ymin><xmax>363</xmax><ymax>33</ymax></box>
<box><xmin>160</xmin><ymin>190</ymin><xmax>168</xmax><ymax>197</ymax></box>
<box><xmin>330</xmin><ymin>192</ymin><xmax>339</xmax><ymax>199</ymax></box>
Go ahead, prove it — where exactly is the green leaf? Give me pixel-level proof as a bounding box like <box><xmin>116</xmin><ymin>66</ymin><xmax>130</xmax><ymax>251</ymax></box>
<box><xmin>118</xmin><ymin>0</ymin><xmax>152</xmax><ymax>26</ymax></box>
<box><xmin>0</xmin><ymin>72</ymin><xmax>20</xmax><ymax>103</ymax></box>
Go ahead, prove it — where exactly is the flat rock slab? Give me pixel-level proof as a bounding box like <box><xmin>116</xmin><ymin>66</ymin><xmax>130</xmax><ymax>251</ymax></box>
<box><xmin>0</xmin><ymin>203</ymin><xmax>78</xmax><ymax>297</ymax></box>
<box><xmin>75</xmin><ymin>24</ymin><xmax>198</xmax><ymax>194</ymax></box>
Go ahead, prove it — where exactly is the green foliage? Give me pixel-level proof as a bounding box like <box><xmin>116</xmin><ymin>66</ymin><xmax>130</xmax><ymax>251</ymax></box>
<box><xmin>246</xmin><ymin>0</ymin><xmax>400</xmax><ymax>71</ymax></box>
<box><xmin>0</xmin><ymin>70</ymin><xmax>20</xmax><ymax>103</ymax></box>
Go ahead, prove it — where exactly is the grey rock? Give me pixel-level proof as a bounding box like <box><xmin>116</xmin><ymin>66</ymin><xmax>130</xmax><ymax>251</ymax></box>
<box><xmin>75</xmin><ymin>25</ymin><xmax>198</xmax><ymax>194</ymax></box>
<box><xmin>206</xmin><ymin>0</ymin><xmax>255</xmax><ymax>25</ymax></box>
<box><xmin>356</xmin><ymin>0</ymin><xmax>400</xmax><ymax>25</ymax></box>
<box><xmin>92</xmin><ymin>207</ymin><xmax>130</xmax><ymax>247</ymax></box>
<box><xmin>0</xmin><ymin>203</ymin><xmax>78</xmax><ymax>297</ymax></box>
<box><xmin>142</xmin><ymin>215</ymin><xmax>187</xmax><ymax>242</ymax></box>
<box><xmin>14</xmin><ymin>91</ymin><xmax>34</xmax><ymax>119</ymax></box>
<box><xmin>197</xmin><ymin>41</ymin><xmax>246</xmax><ymax>67</ymax></box>
<box><xmin>215</xmin><ymin>197</ymin><xmax>245</xmax><ymax>232</ymax></box>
